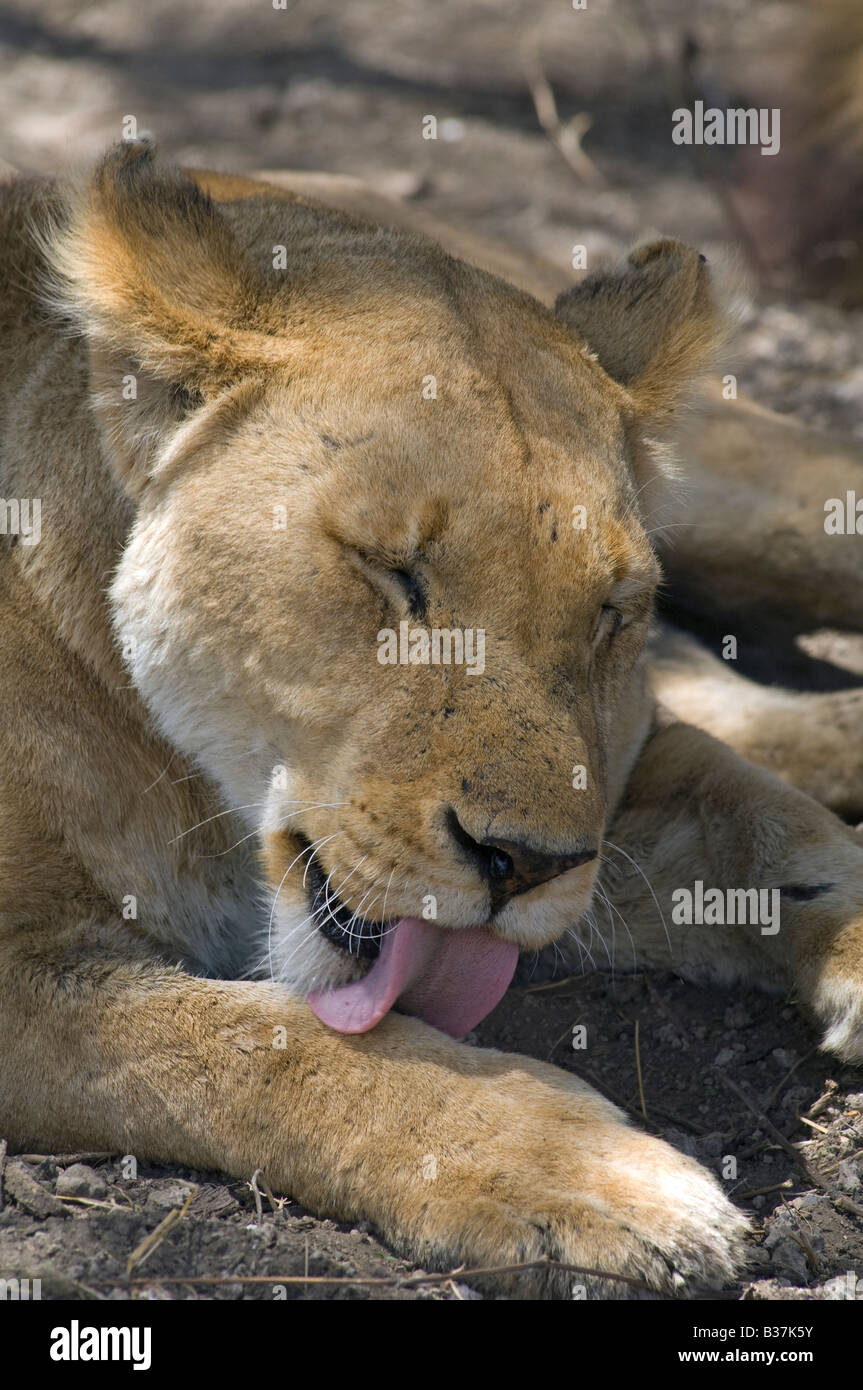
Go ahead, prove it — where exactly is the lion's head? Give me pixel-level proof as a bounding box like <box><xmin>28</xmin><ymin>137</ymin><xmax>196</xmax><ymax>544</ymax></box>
<box><xmin>50</xmin><ymin>143</ymin><xmax>721</xmax><ymax>1036</ymax></box>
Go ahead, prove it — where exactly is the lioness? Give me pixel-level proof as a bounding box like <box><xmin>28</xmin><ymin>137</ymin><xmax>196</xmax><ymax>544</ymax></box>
<box><xmin>1</xmin><ymin>140</ymin><xmax>862</xmax><ymax>1298</ymax></box>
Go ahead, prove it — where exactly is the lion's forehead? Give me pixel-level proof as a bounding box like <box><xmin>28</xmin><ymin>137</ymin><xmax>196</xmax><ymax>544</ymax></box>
<box><xmin>244</xmin><ymin>365</ymin><xmax>632</xmax><ymax>516</ymax></box>
<box><xmin>163</xmin><ymin>394</ymin><xmax>653</xmax><ymax>635</ymax></box>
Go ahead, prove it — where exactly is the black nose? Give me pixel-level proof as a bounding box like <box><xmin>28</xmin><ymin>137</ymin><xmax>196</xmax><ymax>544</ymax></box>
<box><xmin>445</xmin><ymin>808</ymin><xmax>597</xmax><ymax>912</ymax></box>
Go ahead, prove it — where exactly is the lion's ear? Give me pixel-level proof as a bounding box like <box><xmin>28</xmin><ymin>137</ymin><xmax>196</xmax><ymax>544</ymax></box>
<box><xmin>554</xmin><ymin>240</ymin><xmax>722</xmax><ymax>420</ymax></box>
<box><xmin>46</xmin><ymin>141</ymin><xmax>283</xmax><ymax>488</ymax></box>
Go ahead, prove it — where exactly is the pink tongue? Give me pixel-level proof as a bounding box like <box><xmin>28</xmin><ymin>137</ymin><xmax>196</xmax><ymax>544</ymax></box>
<box><xmin>307</xmin><ymin>917</ymin><xmax>519</xmax><ymax>1038</ymax></box>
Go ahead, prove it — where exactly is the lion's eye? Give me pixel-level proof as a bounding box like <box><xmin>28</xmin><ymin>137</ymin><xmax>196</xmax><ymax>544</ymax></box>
<box><xmin>391</xmin><ymin>568</ymin><xmax>426</xmax><ymax>620</ymax></box>
<box><xmin>347</xmin><ymin>549</ymin><xmax>428</xmax><ymax>620</ymax></box>
<box><xmin>600</xmin><ymin>605</ymin><xmax>624</xmax><ymax>639</ymax></box>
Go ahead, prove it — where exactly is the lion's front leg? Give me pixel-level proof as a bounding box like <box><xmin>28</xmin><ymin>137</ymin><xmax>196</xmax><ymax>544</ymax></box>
<box><xmin>0</xmin><ymin>921</ymin><xmax>745</xmax><ymax>1298</ymax></box>
<box><xmin>596</xmin><ymin>715</ymin><xmax>863</xmax><ymax>1061</ymax></box>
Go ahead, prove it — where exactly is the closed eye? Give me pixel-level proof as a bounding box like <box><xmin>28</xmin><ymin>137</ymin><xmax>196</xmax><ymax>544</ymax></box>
<box><xmin>594</xmin><ymin>604</ymin><xmax>626</xmax><ymax>645</ymax></box>
<box><xmin>593</xmin><ymin>575</ymin><xmax>657</xmax><ymax>648</ymax></box>
<box><xmin>602</xmin><ymin>604</ymin><xmax>624</xmax><ymax>637</ymax></box>
<box><xmin>391</xmin><ymin>568</ymin><xmax>427</xmax><ymax>620</ymax></box>
<box><xmin>348</xmin><ymin>548</ymin><xmax>428</xmax><ymax>621</ymax></box>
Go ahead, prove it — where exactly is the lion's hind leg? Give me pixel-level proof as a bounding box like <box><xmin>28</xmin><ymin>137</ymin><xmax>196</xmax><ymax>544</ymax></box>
<box><xmin>648</xmin><ymin>626</ymin><xmax>863</xmax><ymax>821</ymax></box>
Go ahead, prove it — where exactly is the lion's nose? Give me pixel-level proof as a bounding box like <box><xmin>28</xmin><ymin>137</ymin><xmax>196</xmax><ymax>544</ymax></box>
<box><xmin>445</xmin><ymin>808</ymin><xmax>597</xmax><ymax>911</ymax></box>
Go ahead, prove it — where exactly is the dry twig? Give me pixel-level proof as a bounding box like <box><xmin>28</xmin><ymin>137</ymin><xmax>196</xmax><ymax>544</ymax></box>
<box><xmin>522</xmin><ymin>42</ymin><xmax>606</xmax><ymax>187</ymax></box>
<box><xmin>93</xmin><ymin>1255</ymin><xmax>656</xmax><ymax>1294</ymax></box>
<box><xmin>125</xmin><ymin>1184</ymin><xmax>199</xmax><ymax>1275</ymax></box>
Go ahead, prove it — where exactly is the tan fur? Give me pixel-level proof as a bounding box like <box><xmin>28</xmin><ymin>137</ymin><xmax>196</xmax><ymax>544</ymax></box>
<box><xmin>649</xmin><ymin>628</ymin><xmax>863</xmax><ymax>820</ymax></box>
<box><xmin>1</xmin><ymin>142</ymin><xmax>861</xmax><ymax>1298</ymax></box>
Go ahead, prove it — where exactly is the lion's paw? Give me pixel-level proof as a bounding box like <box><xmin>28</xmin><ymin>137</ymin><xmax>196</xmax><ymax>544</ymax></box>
<box><xmin>382</xmin><ymin>1063</ymin><xmax>748</xmax><ymax>1299</ymax></box>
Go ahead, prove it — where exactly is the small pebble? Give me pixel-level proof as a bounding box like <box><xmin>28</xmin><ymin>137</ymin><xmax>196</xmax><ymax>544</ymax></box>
<box><xmin>55</xmin><ymin>1164</ymin><xmax>108</xmax><ymax>1201</ymax></box>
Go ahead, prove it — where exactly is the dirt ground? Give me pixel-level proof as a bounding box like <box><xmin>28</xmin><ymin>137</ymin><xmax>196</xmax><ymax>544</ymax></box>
<box><xmin>0</xmin><ymin>0</ymin><xmax>861</xmax><ymax>1300</ymax></box>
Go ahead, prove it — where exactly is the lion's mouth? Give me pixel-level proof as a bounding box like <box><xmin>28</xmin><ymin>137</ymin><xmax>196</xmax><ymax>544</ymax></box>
<box><xmin>301</xmin><ymin>842</ymin><xmax>519</xmax><ymax>1038</ymax></box>
<box><xmin>305</xmin><ymin>850</ymin><xmax>386</xmax><ymax>962</ymax></box>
